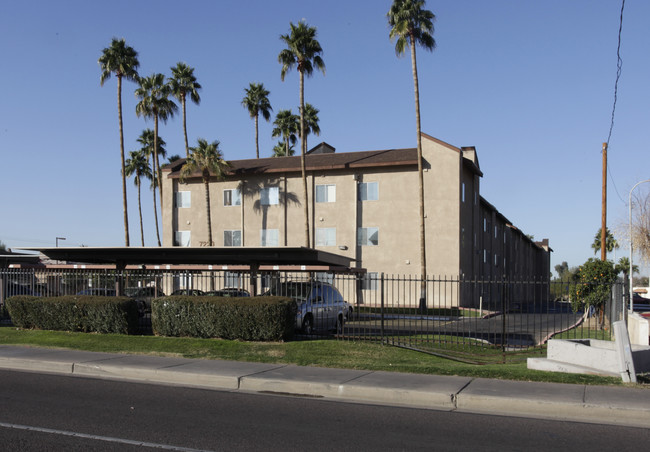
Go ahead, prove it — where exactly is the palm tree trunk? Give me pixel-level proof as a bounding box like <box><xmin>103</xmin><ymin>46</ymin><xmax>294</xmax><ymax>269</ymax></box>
<box><xmin>182</xmin><ymin>96</ymin><xmax>189</xmax><ymax>158</ymax></box>
<box><xmin>137</xmin><ymin>180</ymin><xmax>144</xmax><ymax>246</ymax></box>
<box><xmin>117</xmin><ymin>75</ymin><xmax>130</xmax><ymax>247</ymax></box>
<box><xmin>410</xmin><ymin>33</ymin><xmax>427</xmax><ymax>312</ymax></box>
<box><xmin>204</xmin><ymin>176</ymin><xmax>213</xmax><ymax>246</ymax></box>
<box><xmin>299</xmin><ymin>70</ymin><xmax>310</xmax><ymax>248</ymax></box>
<box><xmin>255</xmin><ymin>113</ymin><xmax>260</xmax><ymax>159</ymax></box>
<box><xmin>152</xmin><ymin>175</ymin><xmax>161</xmax><ymax>247</ymax></box>
<box><xmin>154</xmin><ymin>114</ymin><xmax>163</xmax><ymax>213</ymax></box>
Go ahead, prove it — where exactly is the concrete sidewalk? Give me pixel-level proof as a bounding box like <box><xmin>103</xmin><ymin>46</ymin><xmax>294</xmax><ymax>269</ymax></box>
<box><xmin>0</xmin><ymin>345</ymin><xmax>648</xmax><ymax>429</ymax></box>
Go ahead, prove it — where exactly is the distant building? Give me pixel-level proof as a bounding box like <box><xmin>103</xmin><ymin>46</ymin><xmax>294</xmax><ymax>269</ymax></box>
<box><xmin>162</xmin><ymin>133</ymin><xmax>551</xmax><ymax>307</ymax></box>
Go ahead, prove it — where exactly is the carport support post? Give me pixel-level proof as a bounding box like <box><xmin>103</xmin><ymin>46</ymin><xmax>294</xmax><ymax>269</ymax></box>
<box><xmin>115</xmin><ymin>261</ymin><xmax>126</xmax><ymax>296</ymax></box>
<box><xmin>249</xmin><ymin>264</ymin><xmax>259</xmax><ymax>296</ymax></box>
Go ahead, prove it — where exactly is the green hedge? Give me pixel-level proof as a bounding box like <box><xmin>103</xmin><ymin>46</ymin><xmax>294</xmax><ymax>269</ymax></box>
<box><xmin>5</xmin><ymin>295</ymin><xmax>139</xmax><ymax>335</ymax></box>
<box><xmin>152</xmin><ymin>296</ymin><xmax>296</xmax><ymax>341</ymax></box>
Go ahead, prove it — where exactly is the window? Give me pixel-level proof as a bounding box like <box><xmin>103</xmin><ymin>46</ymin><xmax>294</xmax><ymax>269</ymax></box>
<box><xmin>260</xmin><ymin>187</ymin><xmax>279</xmax><ymax>205</ymax></box>
<box><xmin>361</xmin><ymin>272</ymin><xmax>379</xmax><ymax>290</ymax></box>
<box><xmin>315</xmin><ymin>184</ymin><xmax>336</xmax><ymax>203</ymax></box>
<box><xmin>462</xmin><ymin>183</ymin><xmax>466</xmax><ymax>203</ymax></box>
<box><xmin>260</xmin><ymin>229</ymin><xmax>279</xmax><ymax>246</ymax></box>
<box><xmin>316</xmin><ymin>228</ymin><xmax>336</xmax><ymax>246</ymax></box>
<box><xmin>314</xmin><ymin>272</ymin><xmax>334</xmax><ymax>284</ymax></box>
<box><xmin>224</xmin><ymin>230</ymin><xmax>241</xmax><ymax>246</ymax></box>
<box><xmin>225</xmin><ymin>271</ymin><xmax>242</xmax><ymax>288</ymax></box>
<box><xmin>359</xmin><ymin>182</ymin><xmax>378</xmax><ymax>201</ymax></box>
<box><xmin>175</xmin><ymin>231</ymin><xmax>191</xmax><ymax>247</ymax></box>
<box><xmin>358</xmin><ymin>227</ymin><xmax>379</xmax><ymax>246</ymax></box>
<box><xmin>174</xmin><ymin>191</ymin><xmax>191</xmax><ymax>208</ymax></box>
<box><xmin>223</xmin><ymin>189</ymin><xmax>241</xmax><ymax>206</ymax></box>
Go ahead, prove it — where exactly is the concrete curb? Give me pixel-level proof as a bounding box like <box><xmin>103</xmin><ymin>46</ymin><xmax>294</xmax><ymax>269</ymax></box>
<box><xmin>1</xmin><ymin>346</ymin><xmax>649</xmax><ymax>429</ymax></box>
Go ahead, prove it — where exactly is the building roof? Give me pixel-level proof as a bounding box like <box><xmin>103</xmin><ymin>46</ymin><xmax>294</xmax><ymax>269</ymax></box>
<box><xmin>165</xmin><ymin>147</ymin><xmax>419</xmax><ymax>179</ymax></box>
<box><xmin>0</xmin><ymin>251</ymin><xmax>41</xmax><ymax>268</ymax></box>
<box><xmin>17</xmin><ymin>247</ymin><xmax>357</xmax><ymax>270</ymax></box>
<box><xmin>166</xmin><ymin>134</ymin><xmax>484</xmax><ymax>180</ymax></box>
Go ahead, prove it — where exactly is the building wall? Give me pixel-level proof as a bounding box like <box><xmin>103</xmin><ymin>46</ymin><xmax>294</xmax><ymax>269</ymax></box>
<box><xmin>161</xmin><ymin>135</ymin><xmax>551</xmax><ymax>308</ymax></box>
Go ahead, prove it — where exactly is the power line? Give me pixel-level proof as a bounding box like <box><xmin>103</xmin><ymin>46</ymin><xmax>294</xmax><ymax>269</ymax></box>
<box><xmin>605</xmin><ymin>0</ymin><xmax>626</xmax><ymax>204</ymax></box>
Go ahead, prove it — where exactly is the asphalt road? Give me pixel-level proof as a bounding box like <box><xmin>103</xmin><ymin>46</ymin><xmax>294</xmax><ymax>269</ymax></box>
<box><xmin>0</xmin><ymin>370</ymin><xmax>648</xmax><ymax>451</ymax></box>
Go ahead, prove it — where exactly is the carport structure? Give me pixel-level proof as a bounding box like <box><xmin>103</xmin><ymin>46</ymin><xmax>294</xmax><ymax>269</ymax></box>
<box><xmin>17</xmin><ymin>247</ymin><xmax>362</xmax><ymax>296</ymax></box>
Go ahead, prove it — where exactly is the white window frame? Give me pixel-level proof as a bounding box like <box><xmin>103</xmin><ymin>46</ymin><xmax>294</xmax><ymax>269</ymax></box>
<box><xmin>175</xmin><ymin>230</ymin><xmax>191</xmax><ymax>247</ymax></box>
<box><xmin>315</xmin><ymin>228</ymin><xmax>336</xmax><ymax>247</ymax></box>
<box><xmin>359</xmin><ymin>181</ymin><xmax>379</xmax><ymax>201</ymax></box>
<box><xmin>224</xmin><ymin>230</ymin><xmax>242</xmax><ymax>247</ymax></box>
<box><xmin>260</xmin><ymin>229</ymin><xmax>279</xmax><ymax>247</ymax></box>
<box><xmin>315</xmin><ymin>184</ymin><xmax>336</xmax><ymax>203</ymax></box>
<box><xmin>223</xmin><ymin>189</ymin><xmax>241</xmax><ymax>207</ymax></box>
<box><xmin>260</xmin><ymin>187</ymin><xmax>279</xmax><ymax>206</ymax></box>
<box><xmin>358</xmin><ymin>227</ymin><xmax>379</xmax><ymax>246</ymax></box>
<box><xmin>175</xmin><ymin>191</ymin><xmax>191</xmax><ymax>208</ymax></box>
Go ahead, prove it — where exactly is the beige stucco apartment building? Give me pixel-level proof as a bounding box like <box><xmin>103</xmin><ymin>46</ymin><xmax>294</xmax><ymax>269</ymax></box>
<box><xmin>161</xmin><ymin>133</ymin><xmax>551</xmax><ymax>307</ymax></box>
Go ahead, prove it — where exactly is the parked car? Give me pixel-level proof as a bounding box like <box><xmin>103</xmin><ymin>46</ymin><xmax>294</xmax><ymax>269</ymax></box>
<box><xmin>265</xmin><ymin>281</ymin><xmax>349</xmax><ymax>334</ymax></box>
<box><xmin>125</xmin><ymin>287</ymin><xmax>166</xmax><ymax>315</ymax></box>
<box><xmin>4</xmin><ymin>282</ymin><xmax>33</xmax><ymax>297</ymax></box>
<box><xmin>632</xmin><ymin>293</ymin><xmax>650</xmax><ymax>312</ymax></box>
<box><xmin>76</xmin><ymin>288</ymin><xmax>116</xmax><ymax>296</ymax></box>
<box><xmin>170</xmin><ymin>289</ymin><xmax>205</xmax><ymax>296</ymax></box>
<box><xmin>206</xmin><ymin>288</ymin><xmax>250</xmax><ymax>298</ymax></box>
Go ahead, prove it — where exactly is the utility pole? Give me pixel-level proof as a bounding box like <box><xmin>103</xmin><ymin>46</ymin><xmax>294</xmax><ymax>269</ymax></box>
<box><xmin>601</xmin><ymin>142</ymin><xmax>607</xmax><ymax>261</ymax></box>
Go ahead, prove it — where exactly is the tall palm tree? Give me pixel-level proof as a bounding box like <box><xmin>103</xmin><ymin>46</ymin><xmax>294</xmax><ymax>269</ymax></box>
<box><xmin>137</xmin><ymin>129</ymin><xmax>167</xmax><ymax>246</ymax></box>
<box><xmin>271</xmin><ymin>109</ymin><xmax>299</xmax><ymax>158</ymax></box>
<box><xmin>388</xmin><ymin>0</ymin><xmax>435</xmax><ymax>312</ymax></box>
<box><xmin>180</xmin><ymin>139</ymin><xmax>230</xmax><ymax>246</ymax></box>
<box><xmin>169</xmin><ymin>63</ymin><xmax>202</xmax><ymax>158</ymax></box>
<box><xmin>279</xmin><ymin>20</ymin><xmax>325</xmax><ymax>247</ymax></box>
<box><xmin>272</xmin><ymin>141</ymin><xmax>295</xmax><ymax>157</ymax></box>
<box><xmin>242</xmin><ymin>83</ymin><xmax>273</xmax><ymax>159</ymax></box>
<box><xmin>98</xmin><ymin>38</ymin><xmax>140</xmax><ymax>246</ymax></box>
<box><xmin>125</xmin><ymin>149</ymin><xmax>152</xmax><ymax>246</ymax></box>
<box><xmin>591</xmin><ymin>227</ymin><xmax>619</xmax><ymax>256</ymax></box>
<box><xmin>300</xmin><ymin>103</ymin><xmax>320</xmax><ymax>152</ymax></box>
<box><xmin>135</xmin><ymin>73</ymin><xmax>178</xmax><ymax>212</ymax></box>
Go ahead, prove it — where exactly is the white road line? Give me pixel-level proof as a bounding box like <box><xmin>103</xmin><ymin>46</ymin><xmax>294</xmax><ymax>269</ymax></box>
<box><xmin>0</xmin><ymin>422</ymin><xmax>215</xmax><ymax>452</ymax></box>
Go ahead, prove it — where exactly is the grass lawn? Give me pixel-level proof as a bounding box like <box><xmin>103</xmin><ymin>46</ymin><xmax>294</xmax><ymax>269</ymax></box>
<box><xmin>0</xmin><ymin>325</ymin><xmax>632</xmax><ymax>386</ymax></box>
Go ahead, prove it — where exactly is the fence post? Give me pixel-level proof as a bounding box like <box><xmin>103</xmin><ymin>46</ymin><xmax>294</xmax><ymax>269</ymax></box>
<box><xmin>380</xmin><ymin>273</ymin><xmax>385</xmax><ymax>343</ymax></box>
<box><xmin>501</xmin><ymin>275</ymin><xmax>507</xmax><ymax>360</ymax></box>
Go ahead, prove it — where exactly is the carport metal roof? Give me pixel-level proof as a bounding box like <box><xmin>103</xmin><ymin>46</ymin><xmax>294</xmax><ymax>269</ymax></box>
<box><xmin>17</xmin><ymin>246</ymin><xmax>358</xmax><ymax>272</ymax></box>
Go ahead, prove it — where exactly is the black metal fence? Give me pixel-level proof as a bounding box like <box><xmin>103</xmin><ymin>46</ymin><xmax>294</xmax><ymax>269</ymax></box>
<box><xmin>0</xmin><ymin>268</ymin><xmax>626</xmax><ymax>362</ymax></box>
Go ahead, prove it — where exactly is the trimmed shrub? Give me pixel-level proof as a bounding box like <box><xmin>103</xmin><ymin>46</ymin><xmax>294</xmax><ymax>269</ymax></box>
<box><xmin>152</xmin><ymin>296</ymin><xmax>296</xmax><ymax>341</ymax></box>
<box><xmin>5</xmin><ymin>295</ymin><xmax>139</xmax><ymax>335</ymax></box>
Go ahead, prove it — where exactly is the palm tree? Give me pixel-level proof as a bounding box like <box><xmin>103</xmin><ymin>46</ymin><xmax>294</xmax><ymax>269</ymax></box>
<box><xmin>180</xmin><ymin>139</ymin><xmax>230</xmax><ymax>246</ymax></box>
<box><xmin>164</xmin><ymin>154</ymin><xmax>182</xmax><ymax>167</ymax></box>
<box><xmin>616</xmin><ymin>256</ymin><xmax>638</xmax><ymax>280</ymax></box>
<box><xmin>137</xmin><ymin>129</ymin><xmax>167</xmax><ymax>246</ymax></box>
<box><xmin>272</xmin><ymin>141</ymin><xmax>295</xmax><ymax>157</ymax></box>
<box><xmin>279</xmin><ymin>20</ymin><xmax>325</xmax><ymax>247</ymax></box>
<box><xmin>591</xmin><ymin>227</ymin><xmax>619</xmax><ymax>256</ymax></box>
<box><xmin>388</xmin><ymin>0</ymin><xmax>435</xmax><ymax>312</ymax></box>
<box><xmin>135</xmin><ymin>73</ymin><xmax>178</xmax><ymax>212</ymax></box>
<box><xmin>242</xmin><ymin>83</ymin><xmax>273</xmax><ymax>159</ymax></box>
<box><xmin>98</xmin><ymin>38</ymin><xmax>140</xmax><ymax>246</ymax></box>
<box><xmin>300</xmin><ymin>103</ymin><xmax>320</xmax><ymax>151</ymax></box>
<box><xmin>271</xmin><ymin>109</ymin><xmax>299</xmax><ymax>158</ymax></box>
<box><xmin>125</xmin><ymin>149</ymin><xmax>152</xmax><ymax>246</ymax></box>
<box><xmin>169</xmin><ymin>63</ymin><xmax>202</xmax><ymax>158</ymax></box>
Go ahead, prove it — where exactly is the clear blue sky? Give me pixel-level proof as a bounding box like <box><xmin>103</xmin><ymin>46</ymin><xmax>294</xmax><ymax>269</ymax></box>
<box><xmin>1</xmin><ymin>1</ymin><xmax>649</xmax><ymax>276</ymax></box>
